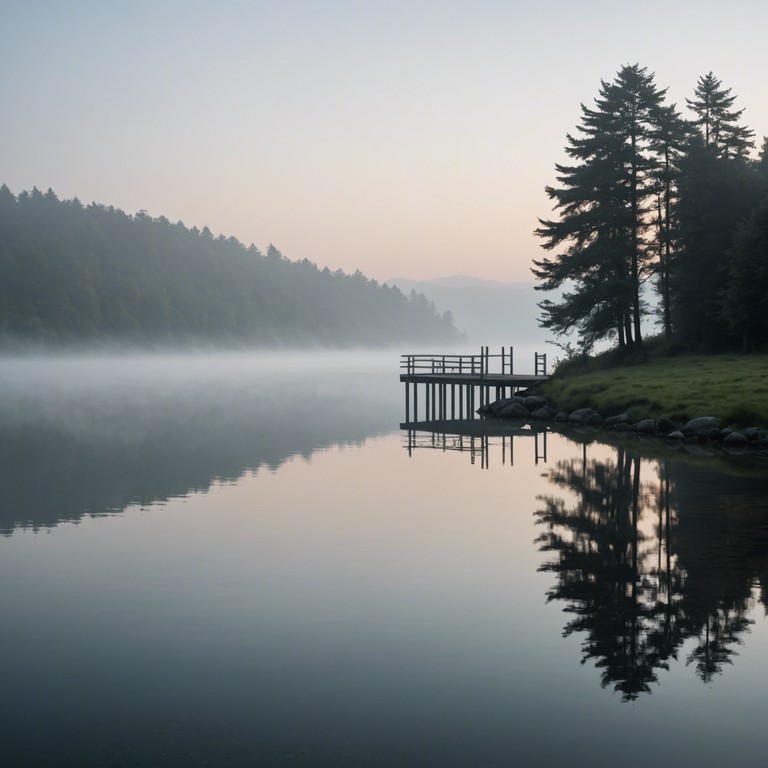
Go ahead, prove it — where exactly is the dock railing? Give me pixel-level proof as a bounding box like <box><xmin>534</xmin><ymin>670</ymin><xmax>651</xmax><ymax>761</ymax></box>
<box><xmin>400</xmin><ymin>346</ymin><xmax>547</xmax><ymax>378</ymax></box>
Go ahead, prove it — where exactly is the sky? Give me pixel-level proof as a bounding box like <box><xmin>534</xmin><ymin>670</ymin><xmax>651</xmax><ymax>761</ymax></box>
<box><xmin>1</xmin><ymin>0</ymin><xmax>766</xmax><ymax>283</ymax></box>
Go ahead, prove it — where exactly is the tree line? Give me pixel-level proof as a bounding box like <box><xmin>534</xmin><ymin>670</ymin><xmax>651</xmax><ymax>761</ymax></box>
<box><xmin>534</xmin><ymin>65</ymin><xmax>768</xmax><ymax>353</ymax></box>
<box><xmin>0</xmin><ymin>186</ymin><xmax>460</xmax><ymax>347</ymax></box>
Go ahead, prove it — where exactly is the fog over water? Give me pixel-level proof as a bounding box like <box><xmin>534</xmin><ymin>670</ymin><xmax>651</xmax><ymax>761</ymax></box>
<box><xmin>0</xmin><ymin>351</ymin><xmax>402</xmax><ymax>532</ymax></box>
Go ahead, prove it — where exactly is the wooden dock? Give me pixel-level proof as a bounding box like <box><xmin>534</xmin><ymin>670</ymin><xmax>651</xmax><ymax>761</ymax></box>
<box><xmin>400</xmin><ymin>346</ymin><xmax>550</xmax><ymax>423</ymax></box>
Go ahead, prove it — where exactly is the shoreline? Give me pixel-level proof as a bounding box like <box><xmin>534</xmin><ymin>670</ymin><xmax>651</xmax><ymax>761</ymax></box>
<box><xmin>537</xmin><ymin>349</ymin><xmax>768</xmax><ymax>430</ymax></box>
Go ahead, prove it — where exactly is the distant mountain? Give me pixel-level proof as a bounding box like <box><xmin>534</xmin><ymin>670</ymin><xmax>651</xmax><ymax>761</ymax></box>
<box><xmin>0</xmin><ymin>185</ymin><xmax>461</xmax><ymax>348</ymax></box>
<box><xmin>390</xmin><ymin>274</ymin><xmax>531</xmax><ymax>289</ymax></box>
<box><xmin>386</xmin><ymin>275</ymin><xmax>554</xmax><ymax>346</ymax></box>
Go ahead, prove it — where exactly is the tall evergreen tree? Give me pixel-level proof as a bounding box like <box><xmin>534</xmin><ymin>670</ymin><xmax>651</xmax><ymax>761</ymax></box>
<box><xmin>533</xmin><ymin>65</ymin><xmax>666</xmax><ymax>350</ymax></box>
<box><xmin>758</xmin><ymin>137</ymin><xmax>768</xmax><ymax>190</ymax></box>
<box><xmin>672</xmin><ymin>137</ymin><xmax>761</xmax><ymax>349</ymax></box>
<box><xmin>686</xmin><ymin>72</ymin><xmax>755</xmax><ymax>159</ymax></box>
<box><xmin>721</xmin><ymin>195</ymin><xmax>768</xmax><ymax>351</ymax></box>
<box><xmin>648</xmin><ymin>103</ymin><xmax>689</xmax><ymax>338</ymax></box>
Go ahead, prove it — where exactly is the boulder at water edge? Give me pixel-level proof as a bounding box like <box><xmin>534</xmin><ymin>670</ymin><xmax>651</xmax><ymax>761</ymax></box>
<box><xmin>681</xmin><ymin>416</ymin><xmax>721</xmax><ymax>437</ymax></box>
<box><xmin>605</xmin><ymin>413</ymin><xmax>632</xmax><ymax>426</ymax></box>
<box><xmin>656</xmin><ymin>418</ymin><xmax>676</xmax><ymax>435</ymax></box>
<box><xmin>489</xmin><ymin>396</ymin><xmax>525</xmax><ymax>415</ymax></box>
<box><xmin>498</xmin><ymin>402</ymin><xmax>530</xmax><ymax>419</ymax></box>
<box><xmin>568</xmin><ymin>408</ymin><xmax>596</xmax><ymax>424</ymax></box>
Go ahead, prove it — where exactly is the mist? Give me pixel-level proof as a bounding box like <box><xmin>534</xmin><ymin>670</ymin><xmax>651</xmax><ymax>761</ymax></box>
<box><xmin>0</xmin><ymin>350</ymin><xmax>403</xmax><ymax>533</ymax></box>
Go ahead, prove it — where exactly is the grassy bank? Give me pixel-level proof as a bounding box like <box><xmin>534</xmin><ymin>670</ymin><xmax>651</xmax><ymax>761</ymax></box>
<box><xmin>541</xmin><ymin>349</ymin><xmax>768</xmax><ymax>428</ymax></box>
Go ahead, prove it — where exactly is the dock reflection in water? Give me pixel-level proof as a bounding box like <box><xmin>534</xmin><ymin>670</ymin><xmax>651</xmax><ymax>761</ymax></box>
<box><xmin>401</xmin><ymin>418</ymin><xmax>549</xmax><ymax>468</ymax></box>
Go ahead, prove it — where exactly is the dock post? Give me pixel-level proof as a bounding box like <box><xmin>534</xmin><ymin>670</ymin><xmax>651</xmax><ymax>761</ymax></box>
<box><xmin>441</xmin><ymin>383</ymin><xmax>446</xmax><ymax>420</ymax></box>
<box><xmin>429</xmin><ymin>382</ymin><xmax>433</xmax><ymax>420</ymax></box>
<box><xmin>405</xmin><ymin>379</ymin><xmax>410</xmax><ymax>423</ymax></box>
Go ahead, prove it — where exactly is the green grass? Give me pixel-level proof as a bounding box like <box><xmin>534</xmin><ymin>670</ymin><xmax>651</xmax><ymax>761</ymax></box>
<box><xmin>541</xmin><ymin>349</ymin><xmax>768</xmax><ymax>428</ymax></box>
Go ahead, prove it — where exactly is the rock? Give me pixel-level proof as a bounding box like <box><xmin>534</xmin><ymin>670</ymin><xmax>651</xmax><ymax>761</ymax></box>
<box><xmin>656</xmin><ymin>418</ymin><xmax>676</xmax><ymax>435</ymax></box>
<box><xmin>744</xmin><ymin>427</ymin><xmax>760</xmax><ymax>441</ymax></box>
<box><xmin>531</xmin><ymin>405</ymin><xmax>556</xmax><ymax>419</ymax></box>
<box><xmin>681</xmin><ymin>416</ymin><xmax>721</xmax><ymax>437</ymax></box>
<box><xmin>488</xmin><ymin>396</ymin><xmax>524</xmax><ymax>415</ymax></box>
<box><xmin>635</xmin><ymin>419</ymin><xmax>656</xmax><ymax>433</ymax></box>
<box><xmin>707</xmin><ymin>428</ymin><xmax>721</xmax><ymax>441</ymax></box>
<box><xmin>554</xmin><ymin>411</ymin><xmax>569</xmax><ymax>422</ymax></box>
<box><xmin>613</xmin><ymin>422</ymin><xmax>634</xmax><ymax>432</ymax></box>
<box><xmin>605</xmin><ymin>413</ymin><xmax>632</xmax><ymax>426</ymax></box>
<box><xmin>524</xmin><ymin>395</ymin><xmax>548</xmax><ymax>410</ymax></box>
<box><xmin>498</xmin><ymin>402</ymin><xmax>530</xmax><ymax>419</ymax></box>
<box><xmin>719</xmin><ymin>428</ymin><xmax>733</xmax><ymax>439</ymax></box>
<box><xmin>723</xmin><ymin>431</ymin><xmax>748</xmax><ymax>444</ymax></box>
<box><xmin>667</xmin><ymin>430</ymin><xmax>685</xmax><ymax>440</ymax></box>
<box><xmin>758</xmin><ymin>430</ymin><xmax>768</xmax><ymax>446</ymax></box>
<box><xmin>568</xmin><ymin>408</ymin><xmax>595</xmax><ymax>423</ymax></box>
<box><xmin>586</xmin><ymin>413</ymin><xmax>604</xmax><ymax>425</ymax></box>
<box><xmin>476</xmin><ymin>403</ymin><xmax>492</xmax><ymax>415</ymax></box>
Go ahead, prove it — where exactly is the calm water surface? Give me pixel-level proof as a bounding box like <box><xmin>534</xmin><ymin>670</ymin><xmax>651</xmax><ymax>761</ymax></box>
<box><xmin>1</xmin><ymin>352</ymin><xmax>767</xmax><ymax>767</ymax></box>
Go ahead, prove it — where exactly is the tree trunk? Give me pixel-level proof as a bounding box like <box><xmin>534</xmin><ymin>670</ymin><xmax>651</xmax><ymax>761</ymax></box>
<box><xmin>624</xmin><ymin>311</ymin><xmax>634</xmax><ymax>349</ymax></box>
<box><xmin>663</xmin><ymin>150</ymin><xmax>673</xmax><ymax>338</ymax></box>
<box><xmin>630</xmin><ymin>128</ymin><xmax>643</xmax><ymax>348</ymax></box>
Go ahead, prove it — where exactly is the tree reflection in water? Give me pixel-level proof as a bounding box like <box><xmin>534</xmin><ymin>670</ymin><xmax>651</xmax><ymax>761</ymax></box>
<box><xmin>536</xmin><ymin>443</ymin><xmax>768</xmax><ymax>701</ymax></box>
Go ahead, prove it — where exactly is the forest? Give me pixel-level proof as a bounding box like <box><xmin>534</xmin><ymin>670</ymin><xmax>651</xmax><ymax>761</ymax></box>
<box><xmin>0</xmin><ymin>186</ymin><xmax>460</xmax><ymax>347</ymax></box>
<box><xmin>534</xmin><ymin>66</ymin><xmax>768</xmax><ymax>353</ymax></box>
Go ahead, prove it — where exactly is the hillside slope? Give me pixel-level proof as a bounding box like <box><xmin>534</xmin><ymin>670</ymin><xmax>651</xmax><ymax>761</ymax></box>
<box><xmin>0</xmin><ymin>186</ymin><xmax>460</xmax><ymax>348</ymax></box>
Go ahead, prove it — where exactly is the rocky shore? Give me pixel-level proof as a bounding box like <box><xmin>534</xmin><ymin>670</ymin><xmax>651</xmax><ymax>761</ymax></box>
<box><xmin>477</xmin><ymin>393</ymin><xmax>768</xmax><ymax>455</ymax></box>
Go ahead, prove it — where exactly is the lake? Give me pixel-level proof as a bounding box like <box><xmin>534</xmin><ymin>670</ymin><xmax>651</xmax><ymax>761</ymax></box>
<box><xmin>1</xmin><ymin>351</ymin><xmax>768</xmax><ymax>767</ymax></box>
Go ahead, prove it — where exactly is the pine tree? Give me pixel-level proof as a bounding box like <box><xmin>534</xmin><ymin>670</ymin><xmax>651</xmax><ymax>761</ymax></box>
<box><xmin>722</xmin><ymin>195</ymin><xmax>768</xmax><ymax>351</ymax></box>
<box><xmin>686</xmin><ymin>72</ymin><xmax>755</xmax><ymax>159</ymax></box>
<box><xmin>673</xmin><ymin>137</ymin><xmax>761</xmax><ymax>349</ymax></box>
<box><xmin>758</xmin><ymin>137</ymin><xmax>768</xmax><ymax>190</ymax></box>
<box><xmin>533</xmin><ymin>65</ymin><xmax>666</xmax><ymax>350</ymax></box>
<box><xmin>648</xmin><ymin>103</ymin><xmax>690</xmax><ymax>337</ymax></box>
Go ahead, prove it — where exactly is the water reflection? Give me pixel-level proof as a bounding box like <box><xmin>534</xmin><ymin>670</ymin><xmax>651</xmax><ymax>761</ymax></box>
<box><xmin>537</xmin><ymin>442</ymin><xmax>768</xmax><ymax>700</ymax></box>
<box><xmin>0</xmin><ymin>353</ymin><xmax>400</xmax><ymax>533</ymax></box>
<box><xmin>402</xmin><ymin>419</ymin><xmax>549</xmax><ymax>467</ymax></box>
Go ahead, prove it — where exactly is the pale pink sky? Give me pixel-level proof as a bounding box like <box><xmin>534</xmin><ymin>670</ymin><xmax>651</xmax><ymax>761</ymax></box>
<box><xmin>2</xmin><ymin>0</ymin><xmax>766</xmax><ymax>283</ymax></box>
